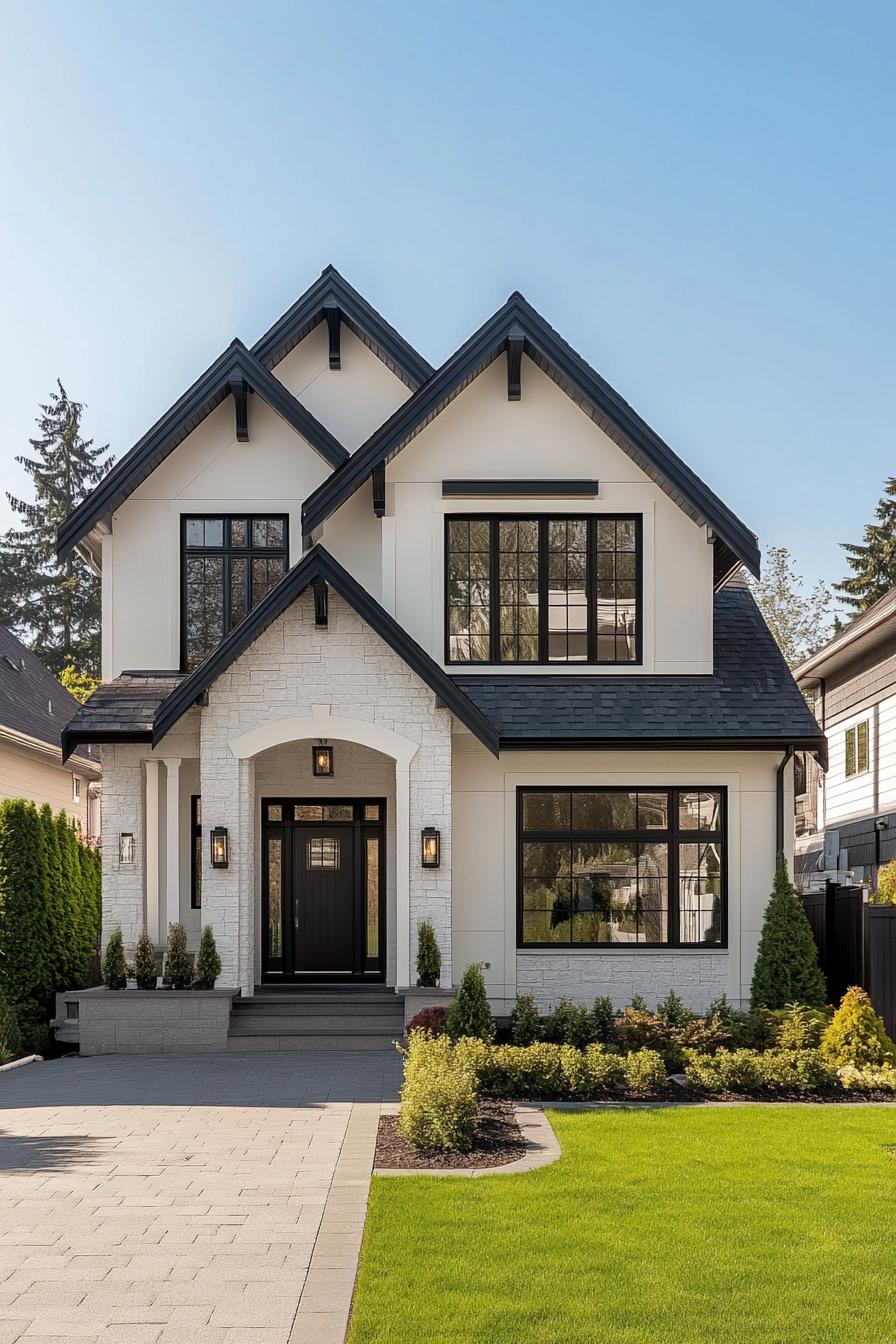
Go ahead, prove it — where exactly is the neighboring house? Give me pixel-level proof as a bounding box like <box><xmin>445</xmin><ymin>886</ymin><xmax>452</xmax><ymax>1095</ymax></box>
<box><xmin>794</xmin><ymin>588</ymin><xmax>896</xmax><ymax>891</ymax></box>
<box><xmin>0</xmin><ymin>624</ymin><xmax>100</xmax><ymax>835</ymax></box>
<box><xmin>58</xmin><ymin>266</ymin><xmax>823</xmax><ymax>1013</ymax></box>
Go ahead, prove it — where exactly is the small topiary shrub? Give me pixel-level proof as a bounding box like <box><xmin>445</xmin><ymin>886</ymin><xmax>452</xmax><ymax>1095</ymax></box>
<box><xmin>195</xmin><ymin>924</ymin><xmax>222</xmax><ymax>990</ymax></box>
<box><xmin>164</xmin><ymin>922</ymin><xmax>193</xmax><ymax>990</ymax></box>
<box><xmin>415</xmin><ymin>919</ymin><xmax>441</xmax><ymax>988</ymax></box>
<box><xmin>133</xmin><ymin>928</ymin><xmax>158</xmax><ymax>991</ymax></box>
<box><xmin>398</xmin><ymin>1032</ymin><xmax>478</xmax><ymax>1152</ymax></box>
<box><xmin>445</xmin><ymin>963</ymin><xmax>495</xmax><ymax>1042</ymax></box>
<box><xmin>0</xmin><ymin>993</ymin><xmax>21</xmax><ymax>1056</ymax></box>
<box><xmin>624</xmin><ymin>1048</ymin><xmax>667</xmax><ymax>1095</ymax></box>
<box><xmin>821</xmin><ymin>986</ymin><xmax>896</xmax><ymax>1068</ymax></box>
<box><xmin>750</xmin><ymin>857</ymin><xmax>826</xmax><ymax>1009</ymax></box>
<box><xmin>101</xmin><ymin>928</ymin><xmax>127</xmax><ymax>991</ymax></box>
<box><xmin>511</xmin><ymin>994</ymin><xmax>542</xmax><ymax>1046</ymax></box>
<box><xmin>591</xmin><ymin>996</ymin><xmax>616</xmax><ymax>1044</ymax></box>
<box><xmin>778</xmin><ymin>1002</ymin><xmax>826</xmax><ymax>1050</ymax></box>
<box><xmin>871</xmin><ymin>859</ymin><xmax>896</xmax><ymax>906</ymax></box>
<box><xmin>657</xmin><ymin>991</ymin><xmax>692</xmax><ymax>1028</ymax></box>
<box><xmin>543</xmin><ymin>996</ymin><xmax>594</xmax><ymax>1049</ymax></box>
<box><xmin>407</xmin><ymin>1006</ymin><xmax>449</xmax><ymax>1037</ymax></box>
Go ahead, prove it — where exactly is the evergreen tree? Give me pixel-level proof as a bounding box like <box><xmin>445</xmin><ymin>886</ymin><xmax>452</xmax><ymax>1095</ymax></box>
<box><xmin>835</xmin><ymin>477</ymin><xmax>896</xmax><ymax>614</ymax></box>
<box><xmin>444</xmin><ymin>963</ymin><xmax>495</xmax><ymax>1042</ymax></box>
<box><xmin>0</xmin><ymin>382</ymin><xmax>110</xmax><ymax>676</ymax></box>
<box><xmin>56</xmin><ymin>812</ymin><xmax>82</xmax><ymax>987</ymax></box>
<box><xmin>750</xmin><ymin>857</ymin><xmax>826</xmax><ymax>1010</ymax></box>
<box><xmin>195</xmin><ymin>924</ymin><xmax>222</xmax><ymax>990</ymax></box>
<box><xmin>39</xmin><ymin>805</ymin><xmax>67</xmax><ymax>988</ymax></box>
<box><xmin>133</xmin><ymin>928</ymin><xmax>158</xmax><ymax>990</ymax></box>
<box><xmin>0</xmin><ymin>800</ymin><xmax>51</xmax><ymax>1033</ymax></box>
<box><xmin>102</xmin><ymin>928</ymin><xmax>127</xmax><ymax>991</ymax></box>
<box><xmin>165</xmin><ymin>922</ymin><xmax>193</xmax><ymax>989</ymax></box>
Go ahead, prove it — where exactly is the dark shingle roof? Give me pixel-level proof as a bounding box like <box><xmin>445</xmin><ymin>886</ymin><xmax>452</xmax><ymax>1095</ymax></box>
<box><xmin>0</xmin><ymin>626</ymin><xmax>99</xmax><ymax>768</ymax></box>
<box><xmin>452</xmin><ymin>585</ymin><xmax>824</xmax><ymax>751</ymax></box>
<box><xmin>61</xmin><ymin>671</ymin><xmax>183</xmax><ymax>758</ymax></box>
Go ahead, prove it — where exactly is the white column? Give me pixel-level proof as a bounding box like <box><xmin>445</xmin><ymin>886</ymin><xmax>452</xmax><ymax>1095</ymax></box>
<box><xmin>165</xmin><ymin>758</ymin><xmax>181</xmax><ymax>934</ymax></box>
<box><xmin>144</xmin><ymin>759</ymin><xmax>161</xmax><ymax>943</ymax></box>
<box><xmin>396</xmin><ymin>765</ymin><xmax>411</xmax><ymax>987</ymax></box>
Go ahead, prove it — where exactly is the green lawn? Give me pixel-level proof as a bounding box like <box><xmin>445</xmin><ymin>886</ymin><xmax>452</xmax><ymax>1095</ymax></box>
<box><xmin>349</xmin><ymin>1107</ymin><xmax>896</xmax><ymax>1344</ymax></box>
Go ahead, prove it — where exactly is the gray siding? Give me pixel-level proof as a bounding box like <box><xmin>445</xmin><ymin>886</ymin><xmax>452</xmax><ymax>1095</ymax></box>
<box><xmin>825</xmin><ymin>635</ymin><xmax>896</xmax><ymax>723</ymax></box>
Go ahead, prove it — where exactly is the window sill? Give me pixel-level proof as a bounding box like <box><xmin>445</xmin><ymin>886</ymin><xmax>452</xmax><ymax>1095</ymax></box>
<box><xmin>516</xmin><ymin>946</ymin><xmax>728</xmax><ymax>956</ymax></box>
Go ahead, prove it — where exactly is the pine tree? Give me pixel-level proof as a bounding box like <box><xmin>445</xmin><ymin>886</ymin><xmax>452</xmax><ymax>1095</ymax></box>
<box><xmin>165</xmin><ymin>922</ymin><xmax>193</xmax><ymax>990</ymax></box>
<box><xmin>835</xmin><ymin>477</ymin><xmax>896</xmax><ymax>614</ymax></box>
<box><xmin>0</xmin><ymin>382</ymin><xmax>110</xmax><ymax>676</ymax></box>
<box><xmin>444</xmin><ymin>963</ymin><xmax>495</xmax><ymax>1042</ymax></box>
<box><xmin>133</xmin><ymin>928</ymin><xmax>158</xmax><ymax>990</ymax></box>
<box><xmin>415</xmin><ymin>919</ymin><xmax>442</xmax><ymax>988</ymax></box>
<box><xmin>102</xmin><ymin>928</ymin><xmax>127</xmax><ymax>991</ymax></box>
<box><xmin>195</xmin><ymin>924</ymin><xmax>222</xmax><ymax>990</ymax></box>
<box><xmin>750</xmin><ymin>857</ymin><xmax>826</xmax><ymax>1010</ymax></box>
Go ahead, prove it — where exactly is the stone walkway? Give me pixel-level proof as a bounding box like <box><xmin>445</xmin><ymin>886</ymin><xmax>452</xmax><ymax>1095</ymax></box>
<box><xmin>0</xmin><ymin>1050</ymin><xmax>402</xmax><ymax>1344</ymax></box>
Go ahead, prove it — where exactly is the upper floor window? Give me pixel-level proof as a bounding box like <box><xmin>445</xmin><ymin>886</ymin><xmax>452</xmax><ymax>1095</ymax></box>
<box><xmin>845</xmin><ymin>720</ymin><xmax>869</xmax><ymax>778</ymax></box>
<box><xmin>445</xmin><ymin>515</ymin><xmax>641</xmax><ymax>665</ymax></box>
<box><xmin>71</xmin><ymin>775</ymin><xmax>81</xmax><ymax>802</ymax></box>
<box><xmin>182</xmin><ymin>516</ymin><xmax>288</xmax><ymax>670</ymax></box>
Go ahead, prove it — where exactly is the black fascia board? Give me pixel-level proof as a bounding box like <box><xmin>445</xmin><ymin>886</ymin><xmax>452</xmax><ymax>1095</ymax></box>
<box><xmin>251</xmin><ymin>265</ymin><xmax>434</xmax><ymax>390</ymax></box>
<box><xmin>442</xmin><ymin>479</ymin><xmax>600</xmax><ymax>498</ymax></box>
<box><xmin>496</xmin><ymin>734</ymin><xmax>827</xmax><ymax>762</ymax></box>
<box><xmin>152</xmin><ymin>544</ymin><xmax>500</xmax><ymax>756</ymax></box>
<box><xmin>302</xmin><ymin>293</ymin><xmax>760</xmax><ymax>581</ymax></box>
<box><xmin>57</xmin><ymin>340</ymin><xmax>348</xmax><ymax>562</ymax></box>
<box><xmin>61</xmin><ymin>726</ymin><xmax>152</xmax><ymax>764</ymax></box>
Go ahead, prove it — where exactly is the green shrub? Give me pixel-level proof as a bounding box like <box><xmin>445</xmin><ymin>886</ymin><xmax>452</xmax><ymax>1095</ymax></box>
<box><xmin>681</xmin><ymin>1016</ymin><xmax>733</xmax><ymax>1054</ymax></box>
<box><xmin>624</xmin><ymin>1048</ymin><xmax>667</xmax><ymax>1094</ymax></box>
<box><xmin>686</xmin><ymin>1047</ymin><xmax>835</xmax><ymax>1095</ymax></box>
<box><xmin>684</xmin><ymin>1048</ymin><xmax>764</xmax><ymax>1094</ymax></box>
<box><xmin>445</xmin><ymin>963</ymin><xmax>495</xmax><ymax>1042</ymax></box>
<box><xmin>481</xmin><ymin>1042</ymin><xmax>565</xmax><ymax>1098</ymax></box>
<box><xmin>707</xmin><ymin>993</ymin><xmax>735</xmax><ymax>1025</ymax></box>
<box><xmin>591</xmin><ymin>996</ymin><xmax>616</xmax><ymax>1044</ymax></box>
<box><xmin>757</xmin><ymin>1049</ymin><xmax>835</xmax><ymax>1094</ymax></box>
<box><xmin>0</xmin><ymin>993</ymin><xmax>21</xmax><ymax>1055</ymax></box>
<box><xmin>195</xmin><ymin>924</ymin><xmax>222</xmax><ymax>990</ymax></box>
<box><xmin>511</xmin><ymin>994</ymin><xmax>541</xmax><ymax>1046</ymax></box>
<box><xmin>657</xmin><ymin>991</ymin><xmax>692</xmax><ymax>1028</ymax></box>
<box><xmin>0</xmin><ymin>799</ymin><xmax>50</xmax><ymax>1034</ymax></box>
<box><xmin>133</xmin><ymin>928</ymin><xmax>158</xmax><ymax>990</ymax></box>
<box><xmin>731</xmin><ymin>1006</ymin><xmax>780</xmax><ymax>1051</ymax></box>
<box><xmin>584</xmin><ymin>1043</ymin><xmax>626</xmax><ymax>1094</ymax></box>
<box><xmin>629</xmin><ymin>994</ymin><xmax>648</xmax><ymax>1012</ymax></box>
<box><xmin>398</xmin><ymin>1033</ymin><xmax>478</xmax><ymax>1152</ymax></box>
<box><xmin>837</xmin><ymin>1064</ymin><xmax>896</xmax><ymax>1092</ymax></box>
<box><xmin>415</xmin><ymin>919</ymin><xmax>441</xmax><ymax>988</ymax></box>
<box><xmin>101</xmin><ymin>927</ymin><xmax>127</xmax><ymax>991</ymax></box>
<box><xmin>821</xmin><ymin>986</ymin><xmax>896</xmax><ymax>1068</ymax></box>
<box><xmin>543</xmin><ymin>996</ymin><xmax>594</xmax><ymax>1049</ymax></box>
<box><xmin>750</xmin><ymin>856</ymin><xmax>826</xmax><ymax>1009</ymax></box>
<box><xmin>778</xmin><ymin>1002</ymin><xmax>826</xmax><ymax>1050</ymax></box>
<box><xmin>164</xmin><ymin>922</ymin><xmax>193</xmax><ymax>990</ymax></box>
<box><xmin>451</xmin><ymin>1034</ymin><xmax>491</xmax><ymax>1081</ymax></box>
<box><xmin>615</xmin><ymin>1007</ymin><xmax>685</xmax><ymax>1070</ymax></box>
<box><xmin>871</xmin><ymin>859</ymin><xmax>896</xmax><ymax>906</ymax></box>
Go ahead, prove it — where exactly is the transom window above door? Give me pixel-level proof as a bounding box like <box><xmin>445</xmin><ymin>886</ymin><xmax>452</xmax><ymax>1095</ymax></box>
<box><xmin>445</xmin><ymin>516</ymin><xmax>641</xmax><ymax>665</ymax></box>
<box><xmin>182</xmin><ymin>515</ymin><xmax>288</xmax><ymax>669</ymax></box>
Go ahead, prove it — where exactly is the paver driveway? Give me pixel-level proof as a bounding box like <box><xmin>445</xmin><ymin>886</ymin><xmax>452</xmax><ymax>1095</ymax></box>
<box><xmin>0</xmin><ymin>1050</ymin><xmax>402</xmax><ymax>1344</ymax></box>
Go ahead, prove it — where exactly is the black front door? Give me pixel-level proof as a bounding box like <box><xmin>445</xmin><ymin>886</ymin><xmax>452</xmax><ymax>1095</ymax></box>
<box><xmin>261</xmin><ymin>799</ymin><xmax>385</xmax><ymax>982</ymax></box>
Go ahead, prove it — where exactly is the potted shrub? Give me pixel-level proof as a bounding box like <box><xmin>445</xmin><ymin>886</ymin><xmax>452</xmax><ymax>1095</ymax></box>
<box><xmin>195</xmin><ymin>925</ymin><xmax>222</xmax><ymax>990</ymax></box>
<box><xmin>164</xmin><ymin>922</ymin><xmax>193</xmax><ymax>990</ymax></box>
<box><xmin>416</xmin><ymin>919</ymin><xmax>441</xmax><ymax>988</ymax></box>
<box><xmin>133</xmin><ymin>928</ymin><xmax>158</xmax><ymax>990</ymax></box>
<box><xmin>101</xmin><ymin>928</ymin><xmax>127</xmax><ymax>991</ymax></box>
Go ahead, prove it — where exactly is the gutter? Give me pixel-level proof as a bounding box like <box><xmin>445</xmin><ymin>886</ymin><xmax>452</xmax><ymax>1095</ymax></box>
<box><xmin>775</xmin><ymin>745</ymin><xmax>795</xmax><ymax>860</ymax></box>
<box><xmin>0</xmin><ymin>722</ymin><xmax>100</xmax><ymax>777</ymax></box>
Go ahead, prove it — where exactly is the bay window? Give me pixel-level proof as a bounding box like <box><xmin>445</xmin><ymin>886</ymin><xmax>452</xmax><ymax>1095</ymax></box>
<box><xmin>517</xmin><ymin>787</ymin><xmax>725</xmax><ymax>948</ymax></box>
<box><xmin>445</xmin><ymin>515</ymin><xmax>640</xmax><ymax>665</ymax></box>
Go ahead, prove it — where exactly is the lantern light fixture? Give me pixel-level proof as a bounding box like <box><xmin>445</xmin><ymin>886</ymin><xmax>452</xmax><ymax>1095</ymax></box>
<box><xmin>312</xmin><ymin>741</ymin><xmax>334</xmax><ymax>777</ymax></box>
<box><xmin>119</xmin><ymin>832</ymin><xmax>135</xmax><ymax>866</ymax></box>
<box><xmin>421</xmin><ymin>827</ymin><xmax>441</xmax><ymax>868</ymax></box>
<box><xmin>210</xmin><ymin>826</ymin><xmax>229</xmax><ymax>869</ymax></box>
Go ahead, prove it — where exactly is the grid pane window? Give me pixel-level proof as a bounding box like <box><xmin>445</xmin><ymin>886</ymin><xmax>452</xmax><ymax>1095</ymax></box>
<box><xmin>446</xmin><ymin>516</ymin><xmax>640</xmax><ymax>665</ymax></box>
<box><xmin>845</xmin><ymin>721</ymin><xmax>870</xmax><ymax>778</ymax></box>
<box><xmin>183</xmin><ymin>515</ymin><xmax>288</xmax><ymax>669</ymax></box>
<box><xmin>518</xmin><ymin>787</ymin><xmax>724</xmax><ymax>948</ymax></box>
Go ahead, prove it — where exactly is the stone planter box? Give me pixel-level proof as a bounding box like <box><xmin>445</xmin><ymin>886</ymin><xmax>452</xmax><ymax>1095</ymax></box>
<box><xmin>398</xmin><ymin>985</ymin><xmax>456</xmax><ymax>1028</ymax></box>
<box><xmin>58</xmin><ymin>986</ymin><xmax>238</xmax><ymax>1056</ymax></box>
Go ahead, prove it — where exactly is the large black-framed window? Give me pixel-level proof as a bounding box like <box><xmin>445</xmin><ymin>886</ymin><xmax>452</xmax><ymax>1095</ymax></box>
<box><xmin>445</xmin><ymin>515</ymin><xmax>641</xmax><ymax>665</ymax></box>
<box><xmin>517</xmin><ymin>787</ymin><xmax>726</xmax><ymax>949</ymax></box>
<box><xmin>181</xmin><ymin>515</ymin><xmax>288</xmax><ymax>670</ymax></box>
<box><xmin>190</xmin><ymin>795</ymin><xmax>202</xmax><ymax>909</ymax></box>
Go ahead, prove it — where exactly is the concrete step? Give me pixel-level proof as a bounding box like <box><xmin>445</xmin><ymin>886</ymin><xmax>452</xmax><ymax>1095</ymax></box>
<box><xmin>233</xmin><ymin>997</ymin><xmax>402</xmax><ymax>1017</ymax></box>
<box><xmin>229</xmin><ymin>1019</ymin><xmax>403</xmax><ymax>1037</ymax></box>
<box><xmin>227</xmin><ymin>1033</ymin><xmax>400</xmax><ymax>1052</ymax></box>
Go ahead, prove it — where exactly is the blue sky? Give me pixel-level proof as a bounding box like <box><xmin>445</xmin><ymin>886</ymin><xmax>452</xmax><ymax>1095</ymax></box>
<box><xmin>1</xmin><ymin>0</ymin><xmax>893</xmax><ymax>597</ymax></box>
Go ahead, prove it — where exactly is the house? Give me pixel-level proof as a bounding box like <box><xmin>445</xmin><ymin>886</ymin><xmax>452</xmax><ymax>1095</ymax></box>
<box><xmin>794</xmin><ymin>587</ymin><xmax>896</xmax><ymax>891</ymax></box>
<box><xmin>0</xmin><ymin>624</ymin><xmax>100</xmax><ymax>835</ymax></box>
<box><xmin>58</xmin><ymin>266</ymin><xmax>823</xmax><ymax>1036</ymax></box>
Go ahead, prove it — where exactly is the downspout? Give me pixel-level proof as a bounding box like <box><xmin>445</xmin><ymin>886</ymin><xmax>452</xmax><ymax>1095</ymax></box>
<box><xmin>775</xmin><ymin>745</ymin><xmax>795</xmax><ymax>862</ymax></box>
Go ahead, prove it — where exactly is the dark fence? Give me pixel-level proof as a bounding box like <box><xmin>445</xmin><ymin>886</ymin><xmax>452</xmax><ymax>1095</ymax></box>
<box><xmin>800</xmin><ymin>883</ymin><xmax>896</xmax><ymax>1037</ymax></box>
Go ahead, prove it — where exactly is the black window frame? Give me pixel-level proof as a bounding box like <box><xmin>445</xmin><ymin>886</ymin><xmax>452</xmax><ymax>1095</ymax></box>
<box><xmin>180</xmin><ymin>513</ymin><xmax>289</xmax><ymax>671</ymax></box>
<box><xmin>516</xmin><ymin>785</ymin><xmax>727</xmax><ymax>950</ymax></box>
<box><xmin>444</xmin><ymin>513</ymin><xmax>642</xmax><ymax>667</ymax></box>
<box><xmin>190</xmin><ymin>794</ymin><xmax>202</xmax><ymax>909</ymax></box>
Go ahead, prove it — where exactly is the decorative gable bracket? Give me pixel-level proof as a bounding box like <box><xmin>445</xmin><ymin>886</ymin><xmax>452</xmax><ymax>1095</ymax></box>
<box><xmin>324</xmin><ymin>300</ymin><xmax>341</xmax><ymax>370</ymax></box>
<box><xmin>506</xmin><ymin>326</ymin><xmax>524</xmax><ymax>401</ymax></box>
<box><xmin>228</xmin><ymin>377</ymin><xmax>250</xmax><ymax>442</ymax></box>
<box><xmin>372</xmin><ymin>463</ymin><xmax>386</xmax><ymax>517</ymax></box>
<box><xmin>312</xmin><ymin>576</ymin><xmax>328</xmax><ymax>626</ymax></box>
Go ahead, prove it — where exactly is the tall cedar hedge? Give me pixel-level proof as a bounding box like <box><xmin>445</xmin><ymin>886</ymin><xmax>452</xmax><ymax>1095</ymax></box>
<box><xmin>0</xmin><ymin>798</ymin><xmax>101</xmax><ymax>1044</ymax></box>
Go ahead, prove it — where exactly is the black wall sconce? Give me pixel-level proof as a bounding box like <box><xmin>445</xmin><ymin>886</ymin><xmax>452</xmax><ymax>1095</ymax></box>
<box><xmin>421</xmin><ymin>827</ymin><xmax>441</xmax><ymax>868</ymax></box>
<box><xmin>312</xmin><ymin>741</ymin><xmax>334</xmax><ymax>777</ymax></box>
<box><xmin>210</xmin><ymin>826</ymin><xmax>229</xmax><ymax>869</ymax></box>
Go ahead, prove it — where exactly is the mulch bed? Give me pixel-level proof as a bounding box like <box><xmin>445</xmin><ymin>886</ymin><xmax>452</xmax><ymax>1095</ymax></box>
<box><xmin>375</xmin><ymin>1097</ymin><xmax>527</xmax><ymax>1170</ymax></box>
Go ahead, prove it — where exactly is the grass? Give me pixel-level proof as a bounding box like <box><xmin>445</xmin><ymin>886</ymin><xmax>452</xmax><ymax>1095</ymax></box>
<box><xmin>349</xmin><ymin>1106</ymin><xmax>896</xmax><ymax>1343</ymax></box>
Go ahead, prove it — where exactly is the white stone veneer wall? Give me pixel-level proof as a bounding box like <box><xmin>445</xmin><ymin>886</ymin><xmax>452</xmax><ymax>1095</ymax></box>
<box><xmin>199</xmin><ymin>589</ymin><xmax>453</xmax><ymax>992</ymax></box>
<box><xmin>516</xmin><ymin>952</ymin><xmax>731</xmax><ymax>1015</ymax></box>
<box><xmin>99</xmin><ymin>743</ymin><xmax>146</xmax><ymax>949</ymax></box>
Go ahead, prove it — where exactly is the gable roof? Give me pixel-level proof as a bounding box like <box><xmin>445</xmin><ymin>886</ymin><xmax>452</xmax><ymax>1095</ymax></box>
<box><xmin>57</xmin><ymin>339</ymin><xmax>349</xmax><ymax>566</ymax></box>
<box><xmin>0</xmin><ymin>625</ymin><xmax>99</xmax><ymax>773</ymax></box>
<box><xmin>302</xmin><ymin>292</ymin><xmax>760</xmax><ymax>587</ymax></box>
<box><xmin>62</xmin><ymin>545</ymin><xmax>498</xmax><ymax>759</ymax></box>
<box><xmin>252</xmin><ymin>265</ymin><xmax>434</xmax><ymax>390</ymax></box>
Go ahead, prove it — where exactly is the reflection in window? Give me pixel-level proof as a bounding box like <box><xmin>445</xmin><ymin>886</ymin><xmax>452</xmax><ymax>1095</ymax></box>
<box><xmin>447</xmin><ymin>519</ymin><xmax>491</xmax><ymax>663</ymax></box>
<box><xmin>498</xmin><ymin>520</ymin><xmax>540</xmax><ymax>663</ymax></box>
<box><xmin>268</xmin><ymin>838</ymin><xmax>282</xmax><ymax>959</ymax></box>
<box><xmin>547</xmin><ymin>519</ymin><xmax>588</xmax><ymax>662</ymax></box>
<box><xmin>307</xmin><ymin>838</ymin><xmax>340</xmax><ymax>869</ymax></box>
<box><xmin>367</xmin><ymin>836</ymin><xmax>379</xmax><ymax>959</ymax></box>
<box><xmin>183</xmin><ymin>515</ymin><xmax>288</xmax><ymax>669</ymax></box>
<box><xmin>294</xmin><ymin>804</ymin><xmax>354</xmax><ymax>822</ymax></box>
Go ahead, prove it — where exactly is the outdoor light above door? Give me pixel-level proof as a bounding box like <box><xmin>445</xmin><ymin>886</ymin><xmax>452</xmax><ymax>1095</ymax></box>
<box><xmin>421</xmin><ymin>827</ymin><xmax>441</xmax><ymax>868</ymax></box>
<box><xmin>210</xmin><ymin>826</ymin><xmax>229</xmax><ymax>869</ymax></box>
<box><xmin>312</xmin><ymin>742</ymin><xmax>334</xmax><ymax>777</ymax></box>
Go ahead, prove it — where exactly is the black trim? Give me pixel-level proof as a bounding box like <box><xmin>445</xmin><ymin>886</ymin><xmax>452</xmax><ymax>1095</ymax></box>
<box><xmin>153</xmin><ymin>544</ymin><xmax>500</xmax><ymax>756</ymax></box>
<box><xmin>252</xmin><ymin>265</ymin><xmax>433</xmax><ymax>390</ymax></box>
<box><xmin>58</xmin><ymin>340</ymin><xmax>348</xmax><ymax>562</ymax></box>
<box><xmin>229</xmin><ymin>377</ymin><xmax>249</xmax><ymax>442</ymax></box>
<box><xmin>301</xmin><ymin>291</ymin><xmax>760</xmax><ymax>586</ymax></box>
<box><xmin>324</xmin><ymin>301</ymin><xmax>341</xmax><ymax>370</ymax></box>
<box><xmin>372</xmin><ymin>463</ymin><xmax>386</xmax><ymax>517</ymax></box>
<box><xmin>516</xmin><ymin>785</ymin><xmax>728</xmax><ymax>951</ymax></box>
<box><xmin>190</xmin><ymin>795</ymin><xmax>202</xmax><ymax>909</ymax></box>
<box><xmin>442</xmin><ymin>480</ymin><xmax>600</xmax><ymax>498</ymax></box>
<box><xmin>444</xmin><ymin>514</ymin><xmax>642</xmax><ymax>668</ymax></box>
<box><xmin>507</xmin><ymin>326</ymin><xmax>524</xmax><ymax>400</ymax></box>
<box><xmin>499</xmin><ymin>735</ymin><xmax>828</xmax><ymax>756</ymax></box>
